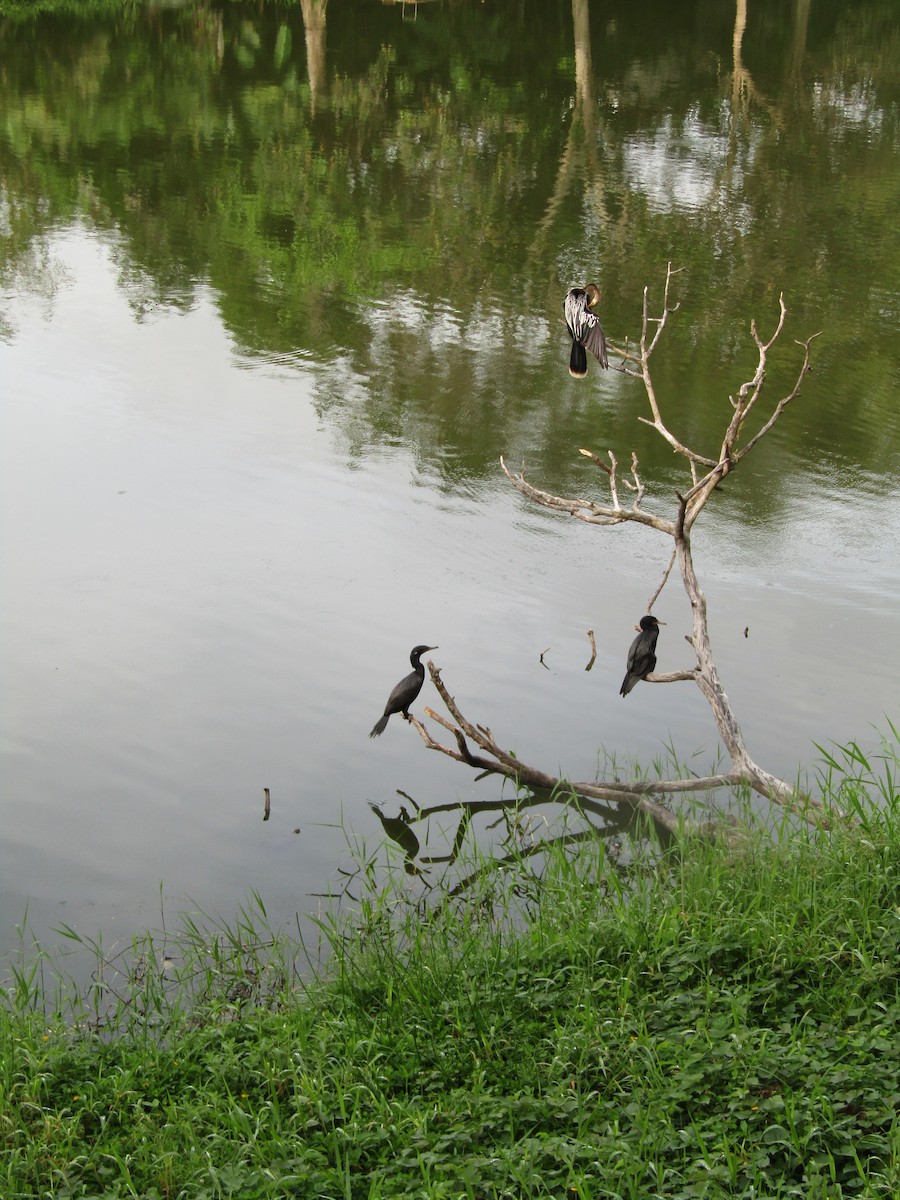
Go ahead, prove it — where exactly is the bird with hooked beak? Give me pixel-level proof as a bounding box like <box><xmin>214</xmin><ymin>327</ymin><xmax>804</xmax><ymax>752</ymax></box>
<box><xmin>369</xmin><ymin>644</ymin><xmax>438</xmax><ymax>737</ymax></box>
<box><xmin>620</xmin><ymin>616</ymin><xmax>664</xmax><ymax>697</ymax></box>
<box><xmin>564</xmin><ymin>283</ymin><xmax>609</xmax><ymax>376</ymax></box>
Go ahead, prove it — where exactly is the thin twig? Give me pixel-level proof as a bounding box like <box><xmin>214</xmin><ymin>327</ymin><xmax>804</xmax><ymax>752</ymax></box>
<box><xmin>646</xmin><ymin>547</ymin><xmax>677</xmax><ymax>612</ymax></box>
<box><xmin>501</xmin><ymin>456</ymin><xmax>673</xmax><ymax>535</ymax></box>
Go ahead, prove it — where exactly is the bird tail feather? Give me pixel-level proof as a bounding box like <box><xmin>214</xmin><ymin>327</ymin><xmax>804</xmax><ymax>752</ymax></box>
<box><xmin>369</xmin><ymin>713</ymin><xmax>390</xmax><ymax>738</ymax></box>
<box><xmin>569</xmin><ymin>342</ymin><xmax>588</xmax><ymax>377</ymax></box>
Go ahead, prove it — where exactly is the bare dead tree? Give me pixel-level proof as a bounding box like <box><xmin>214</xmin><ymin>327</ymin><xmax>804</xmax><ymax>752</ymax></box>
<box><xmin>408</xmin><ymin>265</ymin><xmax>833</xmax><ymax>834</ymax></box>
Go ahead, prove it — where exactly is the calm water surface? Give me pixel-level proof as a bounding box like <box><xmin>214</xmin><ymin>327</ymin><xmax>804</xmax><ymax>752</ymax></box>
<box><xmin>1</xmin><ymin>0</ymin><xmax>898</xmax><ymax>971</ymax></box>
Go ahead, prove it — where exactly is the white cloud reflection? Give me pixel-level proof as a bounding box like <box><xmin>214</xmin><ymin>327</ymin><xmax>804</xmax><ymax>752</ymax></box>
<box><xmin>621</xmin><ymin>105</ymin><xmax>755</xmax><ymax>228</ymax></box>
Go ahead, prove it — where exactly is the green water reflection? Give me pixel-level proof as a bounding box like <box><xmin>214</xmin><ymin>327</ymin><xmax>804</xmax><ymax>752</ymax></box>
<box><xmin>2</xmin><ymin>0</ymin><xmax>898</xmax><ymax>497</ymax></box>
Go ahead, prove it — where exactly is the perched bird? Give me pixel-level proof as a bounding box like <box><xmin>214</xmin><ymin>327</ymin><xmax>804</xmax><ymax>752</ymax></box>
<box><xmin>620</xmin><ymin>616</ymin><xmax>664</xmax><ymax>697</ymax></box>
<box><xmin>564</xmin><ymin>283</ymin><xmax>609</xmax><ymax>376</ymax></box>
<box><xmin>369</xmin><ymin>644</ymin><xmax>437</xmax><ymax>737</ymax></box>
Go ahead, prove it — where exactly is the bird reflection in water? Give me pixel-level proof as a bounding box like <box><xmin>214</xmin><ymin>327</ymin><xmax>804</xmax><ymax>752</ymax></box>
<box><xmin>368</xmin><ymin>801</ymin><xmax>421</xmax><ymax>861</ymax></box>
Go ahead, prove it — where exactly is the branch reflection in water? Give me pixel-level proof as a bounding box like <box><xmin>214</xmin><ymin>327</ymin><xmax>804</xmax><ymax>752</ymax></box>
<box><xmin>358</xmin><ymin>764</ymin><xmax>683</xmax><ymax>912</ymax></box>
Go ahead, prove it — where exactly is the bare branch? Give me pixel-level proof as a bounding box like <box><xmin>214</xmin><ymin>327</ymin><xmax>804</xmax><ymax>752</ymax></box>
<box><xmin>411</xmin><ymin>271</ymin><xmax>844</xmax><ymax>844</ymax></box>
<box><xmin>624</xmin><ymin>451</ymin><xmax>646</xmax><ymax>506</ymax></box>
<box><xmin>735</xmin><ymin>332</ymin><xmax>821</xmax><ymax>460</ymax></box>
<box><xmin>678</xmin><ymin>324</ymin><xmax>820</xmax><ymax>532</ymax></box>
<box><xmin>674</xmin><ymin>530</ymin><xmax>837</xmax><ymax>825</ymax></box>
<box><xmin>414</xmin><ymin>663</ymin><xmax>731</xmax><ymax>839</ymax></box>
<box><xmin>716</xmin><ymin>293</ymin><xmax>787</xmax><ymax>464</ymax></box>
<box><xmin>409</xmin><ymin>707</ymin><xmax>499</xmax><ymax>773</ymax></box>
<box><xmin>644</xmin><ymin>262</ymin><xmax>684</xmax><ymax>358</ymax></box>
<box><xmin>645</xmin><ymin>670</ymin><xmax>697</xmax><ymax>684</ymax></box>
<box><xmin>585</xmin><ymin>628</ymin><xmax>597</xmax><ymax>672</ymax></box>
<box><xmin>578</xmin><ymin>447</ymin><xmax>611</xmax><ymax>476</ymax></box>
<box><xmin>607</xmin><ymin>450</ymin><xmax>621</xmax><ymax>508</ymax></box>
<box><xmin>501</xmin><ymin>456</ymin><xmax>673</xmax><ymax>534</ymax></box>
<box><xmin>607</xmin><ymin>341</ymin><xmax>642</xmax><ymax>367</ymax></box>
<box><xmin>634</xmin><ymin>267</ymin><xmax>718</xmax><ymax>469</ymax></box>
<box><xmin>647</xmin><ymin>547</ymin><xmax>677</xmax><ymax>612</ymax></box>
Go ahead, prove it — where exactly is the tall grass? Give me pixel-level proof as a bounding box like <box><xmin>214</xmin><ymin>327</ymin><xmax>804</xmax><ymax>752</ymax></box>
<box><xmin>1</xmin><ymin>733</ymin><xmax>898</xmax><ymax>1198</ymax></box>
<box><xmin>814</xmin><ymin>718</ymin><xmax>900</xmax><ymax>831</ymax></box>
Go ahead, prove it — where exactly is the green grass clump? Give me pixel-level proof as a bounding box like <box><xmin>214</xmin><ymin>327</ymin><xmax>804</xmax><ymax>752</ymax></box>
<box><xmin>2</xmin><ymin>744</ymin><xmax>899</xmax><ymax>1199</ymax></box>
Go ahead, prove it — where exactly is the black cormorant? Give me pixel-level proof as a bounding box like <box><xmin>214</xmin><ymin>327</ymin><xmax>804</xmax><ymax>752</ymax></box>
<box><xmin>564</xmin><ymin>283</ymin><xmax>609</xmax><ymax>376</ymax></box>
<box><xmin>369</xmin><ymin>644</ymin><xmax>437</xmax><ymax>737</ymax></box>
<box><xmin>620</xmin><ymin>616</ymin><xmax>663</xmax><ymax>697</ymax></box>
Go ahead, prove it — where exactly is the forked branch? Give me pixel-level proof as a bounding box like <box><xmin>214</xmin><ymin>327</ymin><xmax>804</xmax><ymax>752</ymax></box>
<box><xmin>415</xmin><ymin>269</ymin><xmax>839</xmax><ymax>831</ymax></box>
<box><xmin>408</xmin><ymin>664</ymin><xmax>743</xmax><ymax>842</ymax></box>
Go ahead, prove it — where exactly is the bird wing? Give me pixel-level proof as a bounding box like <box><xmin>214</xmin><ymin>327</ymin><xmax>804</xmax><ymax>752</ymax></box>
<box><xmin>580</xmin><ymin>313</ymin><xmax>608</xmax><ymax>368</ymax></box>
<box><xmin>626</xmin><ymin>632</ymin><xmax>642</xmax><ymax>674</ymax></box>
<box><xmin>385</xmin><ymin>668</ymin><xmax>422</xmax><ymax>714</ymax></box>
<box><xmin>627</xmin><ymin>630</ymin><xmax>658</xmax><ymax>679</ymax></box>
<box><xmin>564</xmin><ymin>290</ymin><xmax>589</xmax><ymax>341</ymax></box>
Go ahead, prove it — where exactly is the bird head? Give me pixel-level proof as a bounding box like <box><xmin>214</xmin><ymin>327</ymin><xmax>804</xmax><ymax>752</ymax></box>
<box><xmin>634</xmin><ymin>615</ymin><xmax>665</xmax><ymax>632</ymax></box>
<box><xmin>584</xmin><ymin>283</ymin><xmax>602</xmax><ymax>308</ymax></box>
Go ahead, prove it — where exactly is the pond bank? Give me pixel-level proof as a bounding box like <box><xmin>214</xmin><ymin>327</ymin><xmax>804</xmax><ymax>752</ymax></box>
<box><xmin>2</xmin><ymin>762</ymin><xmax>899</xmax><ymax>1198</ymax></box>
